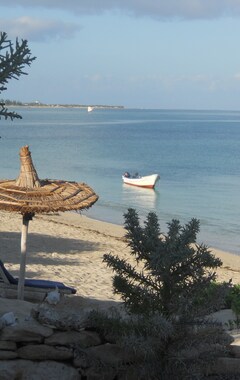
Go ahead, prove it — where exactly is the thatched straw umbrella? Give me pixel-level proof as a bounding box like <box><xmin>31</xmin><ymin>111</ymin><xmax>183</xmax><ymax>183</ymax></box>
<box><xmin>0</xmin><ymin>146</ymin><xmax>98</xmax><ymax>299</ymax></box>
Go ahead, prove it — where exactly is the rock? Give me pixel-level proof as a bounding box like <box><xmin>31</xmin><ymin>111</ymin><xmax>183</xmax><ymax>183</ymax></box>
<box><xmin>73</xmin><ymin>349</ymin><xmax>91</xmax><ymax>369</ymax></box>
<box><xmin>229</xmin><ymin>342</ymin><xmax>240</xmax><ymax>358</ymax></box>
<box><xmin>73</xmin><ymin>350</ymin><xmax>119</xmax><ymax>380</ymax></box>
<box><xmin>45</xmin><ymin>288</ymin><xmax>61</xmax><ymax>305</ymax></box>
<box><xmin>45</xmin><ymin>330</ymin><xmax>101</xmax><ymax>348</ymax></box>
<box><xmin>32</xmin><ymin>303</ymin><xmax>89</xmax><ymax>330</ymax></box>
<box><xmin>0</xmin><ymin>321</ymin><xmax>53</xmax><ymax>342</ymax></box>
<box><xmin>18</xmin><ymin>344</ymin><xmax>73</xmax><ymax>361</ymax></box>
<box><xmin>0</xmin><ymin>341</ymin><xmax>17</xmax><ymax>350</ymax></box>
<box><xmin>0</xmin><ymin>350</ymin><xmax>18</xmax><ymax>359</ymax></box>
<box><xmin>0</xmin><ymin>311</ymin><xmax>17</xmax><ymax>326</ymax></box>
<box><xmin>85</xmin><ymin>343</ymin><xmax>134</xmax><ymax>365</ymax></box>
<box><xmin>229</xmin><ymin>332</ymin><xmax>240</xmax><ymax>341</ymax></box>
<box><xmin>0</xmin><ymin>362</ymin><xmax>16</xmax><ymax>380</ymax></box>
<box><xmin>0</xmin><ymin>317</ymin><xmax>5</xmax><ymax>330</ymax></box>
<box><xmin>83</xmin><ymin>366</ymin><xmax>118</xmax><ymax>380</ymax></box>
<box><xmin>206</xmin><ymin>309</ymin><xmax>236</xmax><ymax>329</ymax></box>
<box><xmin>118</xmin><ymin>366</ymin><xmax>141</xmax><ymax>380</ymax></box>
<box><xmin>0</xmin><ymin>360</ymin><xmax>80</xmax><ymax>380</ymax></box>
<box><xmin>0</xmin><ymin>298</ymin><xmax>34</xmax><ymax>323</ymax></box>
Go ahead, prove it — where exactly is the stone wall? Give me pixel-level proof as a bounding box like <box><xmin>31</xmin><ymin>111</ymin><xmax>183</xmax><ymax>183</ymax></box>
<box><xmin>0</xmin><ymin>297</ymin><xmax>140</xmax><ymax>380</ymax></box>
<box><xmin>0</xmin><ymin>297</ymin><xmax>240</xmax><ymax>379</ymax></box>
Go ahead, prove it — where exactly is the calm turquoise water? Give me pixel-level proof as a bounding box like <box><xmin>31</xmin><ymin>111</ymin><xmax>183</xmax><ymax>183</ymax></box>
<box><xmin>1</xmin><ymin>107</ymin><xmax>240</xmax><ymax>254</ymax></box>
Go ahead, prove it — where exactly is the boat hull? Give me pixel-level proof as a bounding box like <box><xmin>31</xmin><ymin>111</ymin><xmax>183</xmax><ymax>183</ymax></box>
<box><xmin>122</xmin><ymin>174</ymin><xmax>160</xmax><ymax>189</ymax></box>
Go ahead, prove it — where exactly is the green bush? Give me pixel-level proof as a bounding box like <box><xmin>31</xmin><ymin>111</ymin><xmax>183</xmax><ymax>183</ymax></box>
<box><xmin>103</xmin><ymin>208</ymin><xmax>223</xmax><ymax>319</ymax></box>
<box><xmin>194</xmin><ymin>281</ymin><xmax>231</xmax><ymax>314</ymax></box>
<box><xmin>225</xmin><ymin>284</ymin><xmax>240</xmax><ymax>317</ymax></box>
<box><xmin>101</xmin><ymin>209</ymin><xmax>232</xmax><ymax>379</ymax></box>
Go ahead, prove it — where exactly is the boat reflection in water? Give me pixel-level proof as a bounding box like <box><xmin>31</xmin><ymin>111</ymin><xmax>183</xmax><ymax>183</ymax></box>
<box><xmin>122</xmin><ymin>183</ymin><xmax>159</xmax><ymax>214</ymax></box>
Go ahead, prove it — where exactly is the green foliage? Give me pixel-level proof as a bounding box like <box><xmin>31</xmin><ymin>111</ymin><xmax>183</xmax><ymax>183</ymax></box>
<box><xmin>225</xmin><ymin>284</ymin><xmax>240</xmax><ymax>320</ymax></box>
<box><xmin>87</xmin><ymin>308</ymin><xmax>174</xmax><ymax>379</ymax></box>
<box><xmin>193</xmin><ymin>281</ymin><xmax>231</xmax><ymax>315</ymax></box>
<box><xmin>88</xmin><ymin>308</ymin><xmax>172</xmax><ymax>346</ymax></box>
<box><xmin>103</xmin><ymin>208</ymin><xmax>223</xmax><ymax>319</ymax></box>
<box><xmin>101</xmin><ymin>209</ymin><xmax>233</xmax><ymax>378</ymax></box>
<box><xmin>87</xmin><ymin>306</ymin><xmax>232</xmax><ymax>379</ymax></box>
<box><xmin>0</xmin><ymin>32</ymin><xmax>36</xmax><ymax>120</ymax></box>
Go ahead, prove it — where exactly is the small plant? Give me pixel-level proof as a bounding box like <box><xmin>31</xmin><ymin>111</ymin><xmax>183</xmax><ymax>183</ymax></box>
<box><xmin>194</xmin><ymin>281</ymin><xmax>231</xmax><ymax>315</ymax></box>
<box><xmin>226</xmin><ymin>284</ymin><xmax>240</xmax><ymax>306</ymax></box>
<box><xmin>101</xmin><ymin>209</ymin><xmax>232</xmax><ymax>379</ymax></box>
<box><xmin>103</xmin><ymin>208</ymin><xmax>223</xmax><ymax>319</ymax></box>
<box><xmin>225</xmin><ymin>284</ymin><xmax>240</xmax><ymax>326</ymax></box>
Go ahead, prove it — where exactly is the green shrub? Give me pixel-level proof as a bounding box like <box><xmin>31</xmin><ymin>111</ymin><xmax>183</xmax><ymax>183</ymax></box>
<box><xmin>225</xmin><ymin>284</ymin><xmax>240</xmax><ymax>319</ymax></box>
<box><xmin>194</xmin><ymin>281</ymin><xmax>231</xmax><ymax>314</ymax></box>
<box><xmin>101</xmin><ymin>209</ymin><xmax>232</xmax><ymax>379</ymax></box>
<box><xmin>103</xmin><ymin>208</ymin><xmax>223</xmax><ymax>319</ymax></box>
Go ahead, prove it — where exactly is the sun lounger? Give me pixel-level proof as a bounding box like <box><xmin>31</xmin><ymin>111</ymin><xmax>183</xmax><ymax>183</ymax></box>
<box><xmin>0</xmin><ymin>260</ymin><xmax>76</xmax><ymax>301</ymax></box>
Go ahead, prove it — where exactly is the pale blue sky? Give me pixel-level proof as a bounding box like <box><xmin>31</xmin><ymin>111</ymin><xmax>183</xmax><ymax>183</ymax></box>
<box><xmin>1</xmin><ymin>1</ymin><xmax>240</xmax><ymax>109</ymax></box>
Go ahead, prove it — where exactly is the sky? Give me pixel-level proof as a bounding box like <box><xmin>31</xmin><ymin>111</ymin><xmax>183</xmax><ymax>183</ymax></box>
<box><xmin>1</xmin><ymin>1</ymin><xmax>240</xmax><ymax>110</ymax></box>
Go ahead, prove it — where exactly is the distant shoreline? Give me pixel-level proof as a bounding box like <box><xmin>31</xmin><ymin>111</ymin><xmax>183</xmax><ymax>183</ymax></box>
<box><xmin>6</xmin><ymin>104</ymin><xmax>125</xmax><ymax>110</ymax></box>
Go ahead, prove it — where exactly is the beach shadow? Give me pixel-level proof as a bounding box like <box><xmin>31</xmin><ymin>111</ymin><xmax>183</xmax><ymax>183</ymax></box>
<box><xmin>0</xmin><ymin>231</ymin><xmax>101</xmax><ymax>270</ymax></box>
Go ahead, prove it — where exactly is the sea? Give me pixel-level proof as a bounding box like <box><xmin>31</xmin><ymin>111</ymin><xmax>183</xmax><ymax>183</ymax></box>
<box><xmin>0</xmin><ymin>107</ymin><xmax>240</xmax><ymax>254</ymax></box>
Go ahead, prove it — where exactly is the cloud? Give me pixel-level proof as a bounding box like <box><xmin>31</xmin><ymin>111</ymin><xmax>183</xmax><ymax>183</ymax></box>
<box><xmin>86</xmin><ymin>74</ymin><xmax>104</xmax><ymax>83</ymax></box>
<box><xmin>234</xmin><ymin>72</ymin><xmax>240</xmax><ymax>80</ymax></box>
<box><xmin>141</xmin><ymin>73</ymin><xmax>222</xmax><ymax>93</ymax></box>
<box><xmin>0</xmin><ymin>17</ymin><xmax>81</xmax><ymax>41</ymax></box>
<box><xmin>1</xmin><ymin>0</ymin><xmax>240</xmax><ymax>20</ymax></box>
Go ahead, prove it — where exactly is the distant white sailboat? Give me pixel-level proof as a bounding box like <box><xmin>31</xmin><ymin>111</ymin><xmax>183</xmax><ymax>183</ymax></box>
<box><xmin>87</xmin><ymin>106</ymin><xmax>94</xmax><ymax>112</ymax></box>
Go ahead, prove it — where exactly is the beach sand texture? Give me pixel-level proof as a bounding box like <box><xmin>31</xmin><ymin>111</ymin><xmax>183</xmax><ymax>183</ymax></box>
<box><xmin>0</xmin><ymin>210</ymin><xmax>239</xmax><ymax>302</ymax></box>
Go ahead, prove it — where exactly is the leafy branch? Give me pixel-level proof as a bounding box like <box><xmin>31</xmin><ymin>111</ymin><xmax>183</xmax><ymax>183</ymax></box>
<box><xmin>0</xmin><ymin>32</ymin><xmax>36</xmax><ymax>120</ymax></box>
<box><xmin>103</xmin><ymin>208</ymin><xmax>225</xmax><ymax>318</ymax></box>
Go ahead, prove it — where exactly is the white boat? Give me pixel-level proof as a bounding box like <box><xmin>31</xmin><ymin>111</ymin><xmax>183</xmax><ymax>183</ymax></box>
<box><xmin>122</xmin><ymin>173</ymin><xmax>160</xmax><ymax>189</ymax></box>
<box><xmin>87</xmin><ymin>106</ymin><xmax>94</xmax><ymax>112</ymax></box>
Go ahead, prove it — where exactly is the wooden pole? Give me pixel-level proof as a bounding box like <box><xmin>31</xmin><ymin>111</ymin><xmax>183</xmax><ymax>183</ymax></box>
<box><xmin>18</xmin><ymin>213</ymin><xmax>32</xmax><ymax>300</ymax></box>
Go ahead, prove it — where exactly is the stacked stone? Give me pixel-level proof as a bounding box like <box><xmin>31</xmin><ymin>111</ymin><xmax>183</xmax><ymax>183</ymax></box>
<box><xmin>0</xmin><ymin>298</ymin><xmax>139</xmax><ymax>380</ymax></box>
<box><xmin>1</xmin><ymin>298</ymin><xmax>240</xmax><ymax>379</ymax></box>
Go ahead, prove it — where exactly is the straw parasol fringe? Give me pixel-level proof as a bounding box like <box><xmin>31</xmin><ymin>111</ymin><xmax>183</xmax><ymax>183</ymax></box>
<box><xmin>0</xmin><ymin>181</ymin><xmax>98</xmax><ymax>214</ymax></box>
<box><xmin>0</xmin><ymin>146</ymin><xmax>98</xmax><ymax>299</ymax></box>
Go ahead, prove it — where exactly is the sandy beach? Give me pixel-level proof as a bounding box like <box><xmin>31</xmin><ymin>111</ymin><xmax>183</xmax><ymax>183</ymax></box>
<box><xmin>0</xmin><ymin>210</ymin><xmax>240</xmax><ymax>303</ymax></box>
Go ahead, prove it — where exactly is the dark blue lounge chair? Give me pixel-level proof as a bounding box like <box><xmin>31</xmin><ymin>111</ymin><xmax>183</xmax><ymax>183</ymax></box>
<box><xmin>0</xmin><ymin>260</ymin><xmax>76</xmax><ymax>299</ymax></box>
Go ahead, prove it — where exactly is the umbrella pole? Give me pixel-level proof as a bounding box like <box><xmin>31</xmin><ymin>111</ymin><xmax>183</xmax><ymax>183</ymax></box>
<box><xmin>18</xmin><ymin>213</ymin><xmax>32</xmax><ymax>300</ymax></box>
